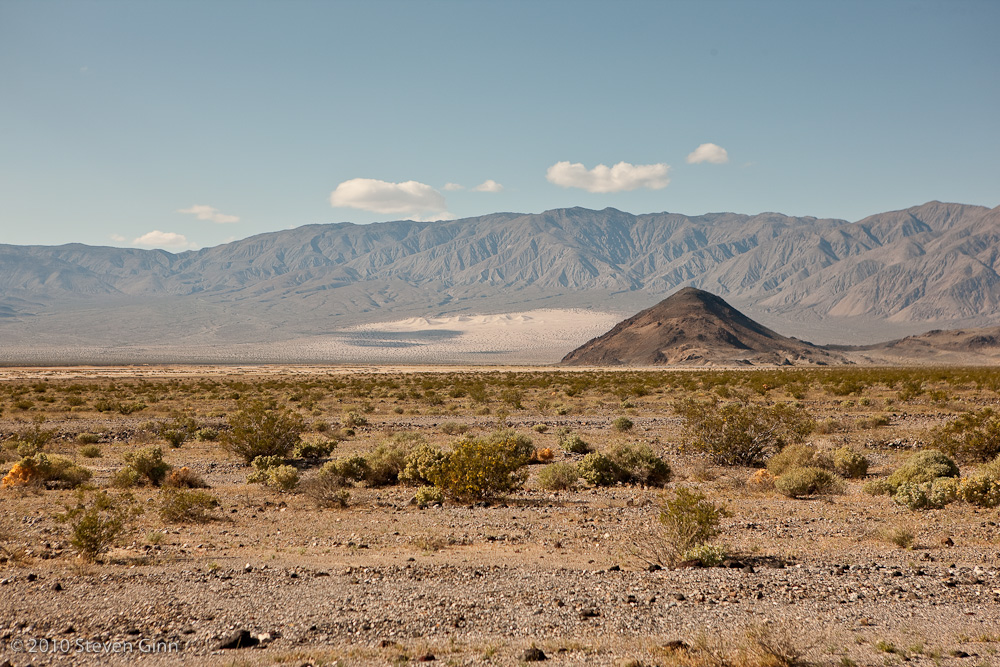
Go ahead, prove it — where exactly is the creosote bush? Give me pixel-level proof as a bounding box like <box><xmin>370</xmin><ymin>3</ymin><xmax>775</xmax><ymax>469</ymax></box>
<box><xmin>301</xmin><ymin>463</ymin><xmax>350</xmax><ymax>508</ymax></box>
<box><xmin>247</xmin><ymin>455</ymin><xmax>299</xmax><ymax>491</ymax></box>
<box><xmin>675</xmin><ymin>396</ymin><xmax>814</xmax><ymax>466</ymax></box>
<box><xmin>414</xmin><ymin>485</ymin><xmax>444</xmax><ymax>508</ymax></box>
<box><xmin>434</xmin><ymin>429</ymin><xmax>533</xmax><ymax>501</ymax></box>
<box><xmin>930</xmin><ymin>408</ymin><xmax>1000</xmax><ymax>462</ymax></box>
<box><xmin>577</xmin><ymin>443</ymin><xmax>671</xmax><ymax>487</ymax></box>
<box><xmin>159</xmin><ymin>489</ymin><xmax>219</xmax><ymax>523</ymax></box>
<box><xmin>536</xmin><ymin>462</ymin><xmax>580</xmax><ymax>491</ymax></box>
<box><xmin>400</xmin><ymin>443</ymin><xmax>448</xmax><ymax>486</ymax></box>
<box><xmin>866</xmin><ymin>450</ymin><xmax>960</xmax><ymax>497</ymax></box>
<box><xmin>557</xmin><ymin>429</ymin><xmax>591</xmax><ymax>454</ymax></box>
<box><xmin>612</xmin><ymin>416</ymin><xmax>634</xmax><ymax>433</ymax></box>
<box><xmin>119</xmin><ymin>446</ymin><xmax>170</xmax><ymax>486</ymax></box>
<box><xmin>774</xmin><ymin>467</ymin><xmax>843</xmax><ymax>498</ymax></box>
<box><xmin>57</xmin><ymin>491</ymin><xmax>141</xmax><ymax>562</ymax></box>
<box><xmin>223</xmin><ymin>399</ymin><xmax>305</xmax><ymax>464</ymax></box>
<box><xmin>832</xmin><ymin>445</ymin><xmax>869</xmax><ymax>478</ymax></box>
<box><xmin>657</xmin><ymin>486</ymin><xmax>729</xmax><ymax>566</ymax></box>
<box><xmin>2</xmin><ymin>453</ymin><xmax>92</xmax><ymax>490</ymax></box>
<box><xmin>767</xmin><ymin>444</ymin><xmax>831</xmax><ymax>477</ymax></box>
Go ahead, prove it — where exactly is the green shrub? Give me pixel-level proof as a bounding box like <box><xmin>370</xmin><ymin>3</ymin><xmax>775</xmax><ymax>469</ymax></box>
<box><xmin>57</xmin><ymin>491</ymin><xmax>141</xmax><ymax>562</ymax></box>
<box><xmin>292</xmin><ymin>439</ymin><xmax>336</xmax><ymax>460</ymax></box>
<box><xmin>658</xmin><ymin>486</ymin><xmax>729</xmax><ymax>565</ymax></box>
<box><xmin>195</xmin><ymin>428</ymin><xmax>219</xmax><ymax>442</ymax></box>
<box><xmin>79</xmin><ymin>444</ymin><xmax>102</xmax><ymax>458</ymax></box>
<box><xmin>400</xmin><ymin>443</ymin><xmax>448</xmax><ymax>486</ymax></box>
<box><xmin>341</xmin><ymin>411</ymin><xmax>368</xmax><ymax>429</ymax></box>
<box><xmin>110</xmin><ymin>467</ymin><xmax>142</xmax><ymax>489</ymax></box>
<box><xmin>414</xmin><ymin>485</ymin><xmax>445</xmax><ymax>508</ymax></box>
<box><xmin>930</xmin><ymin>408</ymin><xmax>1000</xmax><ymax>462</ymax></box>
<box><xmin>77</xmin><ymin>433</ymin><xmax>100</xmax><ymax>445</ymax></box>
<box><xmin>4</xmin><ymin>453</ymin><xmax>92</xmax><ymax>489</ymax></box>
<box><xmin>159</xmin><ymin>489</ymin><xmax>219</xmax><ymax>523</ymax></box>
<box><xmin>682</xmin><ymin>543</ymin><xmax>727</xmax><ymax>567</ymax></box>
<box><xmin>612</xmin><ymin>416</ymin><xmax>634</xmax><ymax>433</ymax></box>
<box><xmin>18</xmin><ymin>417</ymin><xmax>56</xmax><ymax>451</ymax></box>
<box><xmin>122</xmin><ymin>446</ymin><xmax>170</xmax><ymax>486</ymax></box>
<box><xmin>558</xmin><ymin>431</ymin><xmax>591</xmax><ymax>454</ymax></box>
<box><xmin>365</xmin><ymin>444</ymin><xmax>409</xmax><ymax>486</ymax></box>
<box><xmin>832</xmin><ymin>446</ymin><xmax>870</xmax><ymax>479</ymax></box>
<box><xmin>301</xmin><ymin>463</ymin><xmax>350</xmax><ymax>508</ymax></box>
<box><xmin>537</xmin><ymin>462</ymin><xmax>581</xmax><ymax>491</ymax></box>
<box><xmin>223</xmin><ymin>399</ymin><xmax>305</xmax><ymax>464</ymax></box>
<box><xmin>577</xmin><ymin>444</ymin><xmax>671</xmax><ymax>487</ymax></box>
<box><xmin>884</xmin><ymin>449</ymin><xmax>959</xmax><ymax>493</ymax></box>
<box><xmin>767</xmin><ymin>444</ymin><xmax>832</xmax><ymax>477</ymax></box>
<box><xmin>958</xmin><ymin>474</ymin><xmax>1000</xmax><ymax>508</ymax></box>
<box><xmin>440</xmin><ymin>421</ymin><xmax>469</xmax><ymax>436</ymax></box>
<box><xmin>674</xmin><ymin>397</ymin><xmax>814</xmax><ymax>466</ymax></box>
<box><xmin>774</xmin><ymin>467</ymin><xmax>842</xmax><ymax>498</ymax></box>
<box><xmin>158</xmin><ymin>414</ymin><xmax>197</xmax><ymax>448</ymax></box>
<box><xmin>434</xmin><ymin>430</ymin><xmax>533</xmax><ymax>501</ymax></box>
<box><xmin>323</xmin><ymin>455</ymin><xmax>370</xmax><ymax>484</ymax></box>
<box><xmin>267</xmin><ymin>465</ymin><xmax>300</xmax><ymax>492</ymax></box>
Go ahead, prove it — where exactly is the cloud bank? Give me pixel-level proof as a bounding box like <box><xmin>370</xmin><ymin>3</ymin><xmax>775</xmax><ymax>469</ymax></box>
<box><xmin>178</xmin><ymin>204</ymin><xmax>240</xmax><ymax>223</ymax></box>
<box><xmin>546</xmin><ymin>161</ymin><xmax>670</xmax><ymax>193</ymax></box>
<box><xmin>686</xmin><ymin>143</ymin><xmax>729</xmax><ymax>164</ymax></box>
<box><xmin>472</xmin><ymin>179</ymin><xmax>504</xmax><ymax>193</ymax></box>
<box><xmin>133</xmin><ymin>230</ymin><xmax>196</xmax><ymax>250</ymax></box>
<box><xmin>330</xmin><ymin>178</ymin><xmax>450</xmax><ymax>219</ymax></box>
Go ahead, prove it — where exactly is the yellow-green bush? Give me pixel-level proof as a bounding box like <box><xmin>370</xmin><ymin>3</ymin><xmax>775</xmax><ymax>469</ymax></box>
<box><xmin>774</xmin><ymin>467</ymin><xmax>842</xmax><ymax>498</ymax></box>
<box><xmin>767</xmin><ymin>444</ymin><xmax>832</xmax><ymax>476</ymax></box>
<box><xmin>434</xmin><ymin>430</ymin><xmax>533</xmax><ymax>501</ymax></box>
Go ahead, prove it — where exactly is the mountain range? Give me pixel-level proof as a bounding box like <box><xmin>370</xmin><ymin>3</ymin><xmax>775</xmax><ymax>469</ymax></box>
<box><xmin>1</xmin><ymin>200</ymin><xmax>998</xmax><ymax>362</ymax></box>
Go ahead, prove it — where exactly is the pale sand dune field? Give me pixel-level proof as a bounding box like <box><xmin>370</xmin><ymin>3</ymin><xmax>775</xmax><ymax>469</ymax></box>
<box><xmin>0</xmin><ymin>309</ymin><xmax>623</xmax><ymax>365</ymax></box>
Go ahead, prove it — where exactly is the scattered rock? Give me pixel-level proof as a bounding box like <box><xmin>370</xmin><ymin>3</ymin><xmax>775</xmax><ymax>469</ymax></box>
<box><xmin>417</xmin><ymin>653</ymin><xmax>436</xmax><ymax>661</ymax></box>
<box><xmin>579</xmin><ymin>608</ymin><xmax>600</xmax><ymax>619</ymax></box>
<box><xmin>215</xmin><ymin>629</ymin><xmax>259</xmax><ymax>650</ymax></box>
<box><xmin>521</xmin><ymin>646</ymin><xmax>547</xmax><ymax>661</ymax></box>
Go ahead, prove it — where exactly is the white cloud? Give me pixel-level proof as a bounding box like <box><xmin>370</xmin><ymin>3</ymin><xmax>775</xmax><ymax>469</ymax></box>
<box><xmin>133</xmin><ymin>230</ymin><xmax>197</xmax><ymax>250</ymax></box>
<box><xmin>472</xmin><ymin>179</ymin><xmax>504</xmax><ymax>193</ymax></box>
<box><xmin>442</xmin><ymin>182</ymin><xmax>464</xmax><ymax>191</ymax></box>
<box><xmin>686</xmin><ymin>143</ymin><xmax>729</xmax><ymax>164</ymax></box>
<box><xmin>109</xmin><ymin>233</ymin><xmax>126</xmax><ymax>243</ymax></box>
<box><xmin>545</xmin><ymin>161</ymin><xmax>671</xmax><ymax>193</ymax></box>
<box><xmin>329</xmin><ymin>178</ymin><xmax>449</xmax><ymax>218</ymax></box>
<box><xmin>177</xmin><ymin>204</ymin><xmax>240</xmax><ymax>224</ymax></box>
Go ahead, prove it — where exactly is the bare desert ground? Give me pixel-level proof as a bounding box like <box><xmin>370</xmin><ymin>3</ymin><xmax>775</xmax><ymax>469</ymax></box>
<box><xmin>2</xmin><ymin>365</ymin><xmax>1000</xmax><ymax>666</ymax></box>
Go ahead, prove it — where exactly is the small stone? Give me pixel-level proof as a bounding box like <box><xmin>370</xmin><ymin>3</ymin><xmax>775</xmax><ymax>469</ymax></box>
<box><xmin>950</xmin><ymin>649</ymin><xmax>970</xmax><ymax>658</ymax></box>
<box><xmin>52</xmin><ymin>581</ymin><xmax>63</xmax><ymax>591</ymax></box>
<box><xmin>416</xmin><ymin>653</ymin><xmax>435</xmax><ymax>661</ymax></box>
<box><xmin>942</xmin><ymin>536</ymin><xmax>955</xmax><ymax>547</ymax></box>
<box><xmin>741</xmin><ymin>565</ymin><xmax>755</xmax><ymax>574</ymax></box>
<box><xmin>26</xmin><ymin>573</ymin><xmax>37</xmax><ymax>582</ymax></box>
<box><xmin>663</xmin><ymin>640</ymin><xmax>689</xmax><ymax>652</ymax></box>
<box><xmin>608</xmin><ymin>564</ymin><xmax>621</xmax><ymax>571</ymax></box>
<box><xmin>521</xmin><ymin>646</ymin><xmax>547</xmax><ymax>661</ymax></box>
<box><xmin>672</xmin><ymin>593</ymin><xmax>686</xmax><ymax>601</ymax></box>
<box><xmin>647</xmin><ymin>564</ymin><xmax>661</xmax><ymax>572</ymax></box>
<box><xmin>579</xmin><ymin>608</ymin><xmax>600</xmax><ymax>619</ymax></box>
<box><xmin>216</xmin><ymin>629</ymin><xmax>259</xmax><ymax>650</ymax></box>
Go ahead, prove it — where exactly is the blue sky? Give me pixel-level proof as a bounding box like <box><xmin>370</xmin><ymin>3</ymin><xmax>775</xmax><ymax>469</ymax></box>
<box><xmin>1</xmin><ymin>0</ymin><xmax>997</xmax><ymax>250</ymax></box>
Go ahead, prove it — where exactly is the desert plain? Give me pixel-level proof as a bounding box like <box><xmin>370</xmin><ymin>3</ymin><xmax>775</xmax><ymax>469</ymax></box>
<box><xmin>1</xmin><ymin>364</ymin><xmax>1000</xmax><ymax>667</ymax></box>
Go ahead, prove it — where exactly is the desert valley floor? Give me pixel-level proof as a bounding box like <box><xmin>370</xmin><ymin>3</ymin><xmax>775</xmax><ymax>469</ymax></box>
<box><xmin>2</xmin><ymin>365</ymin><xmax>1000</xmax><ymax>666</ymax></box>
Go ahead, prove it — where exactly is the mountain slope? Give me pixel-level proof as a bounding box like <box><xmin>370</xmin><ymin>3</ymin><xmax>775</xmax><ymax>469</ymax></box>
<box><xmin>561</xmin><ymin>287</ymin><xmax>845</xmax><ymax>366</ymax></box>
<box><xmin>0</xmin><ymin>201</ymin><xmax>998</xmax><ymax>357</ymax></box>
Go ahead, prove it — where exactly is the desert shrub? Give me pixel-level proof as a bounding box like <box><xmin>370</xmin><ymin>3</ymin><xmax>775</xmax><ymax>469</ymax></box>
<box><xmin>682</xmin><ymin>543</ymin><xmax>727</xmax><ymax>567</ymax></box>
<box><xmin>537</xmin><ymin>462</ymin><xmax>580</xmax><ymax>491</ymax></box>
<box><xmin>2</xmin><ymin>453</ymin><xmax>92</xmax><ymax>490</ymax></box>
<box><xmin>292</xmin><ymin>439</ymin><xmax>336</xmax><ymax>461</ymax></box>
<box><xmin>77</xmin><ymin>433</ymin><xmax>100</xmax><ymax>444</ymax></box>
<box><xmin>884</xmin><ymin>449</ymin><xmax>959</xmax><ymax>493</ymax></box>
<box><xmin>439</xmin><ymin>421</ymin><xmax>468</xmax><ymax>436</ymax></box>
<box><xmin>223</xmin><ymin>399</ymin><xmax>305</xmax><ymax>464</ymax></box>
<box><xmin>774</xmin><ymin>467</ymin><xmax>843</xmax><ymax>498</ymax></box>
<box><xmin>79</xmin><ymin>444</ymin><xmax>102</xmax><ymax>458</ymax></box>
<box><xmin>958</xmin><ymin>474</ymin><xmax>1000</xmax><ymax>508</ymax></box>
<box><xmin>301</xmin><ymin>464</ymin><xmax>351</xmax><ymax>508</ymax></box>
<box><xmin>577</xmin><ymin>444</ymin><xmax>670</xmax><ymax>487</ymax></box>
<box><xmin>365</xmin><ymin>444</ymin><xmax>408</xmax><ymax>486</ymax></box>
<box><xmin>832</xmin><ymin>445</ymin><xmax>869</xmax><ymax>478</ymax></box>
<box><xmin>930</xmin><ymin>408</ymin><xmax>1000</xmax><ymax>462</ymax></box>
<box><xmin>529</xmin><ymin>447</ymin><xmax>554</xmax><ymax>463</ymax></box>
<box><xmin>893</xmin><ymin>478</ymin><xmax>957</xmax><ymax>510</ymax></box>
<box><xmin>434</xmin><ymin>430</ymin><xmax>533</xmax><ymax>501</ymax></box>
<box><xmin>341</xmin><ymin>411</ymin><xmax>368</xmax><ymax>429</ymax></box>
<box><xmin>499</xmin><ymin>388</ymin><xmax>524</xmax><ymax>410</ymax></box>
<box><xmin>746</xmin><ymin>468</ymin><xmax>775</xmax><ymax>492</ymax></box>
<box><xmin>767</xmin><ymin>444</ymin><xmax>832</xmax><ymax>477</ymax></box>
<box><xmin>882</xmin><ymin>525</ymin><xmax>915</xmax><ymax>549</ymax></box>
<box><xmin>158</xmin><ymin>414</ymin><xmax>198</xmax><ymax>448</ymax></box>
<box><xmin>577</xmin><ymin>452</ymin><xmax>621</xmax><ymax>487</ymax></box>
<box><xmin>558</xmin><ymin>430</ymin><xmax>591</xmax><ymax>454</ymax></box>
<box><xmin>674</xmin><ymin>397</ymin><xmax>814</xmax><ymax>466</ymax></box>
<box><xmin>18</xmin><ymin>417</ymin><xmax>56</xmax><ymax>451</ymax></box>
<box><xmin>400</xmin><ymin>443</ymin><xmax>448</xmax><ymax>486</ymax></box>
<box><xmin>195</xmin><ymin>428</ymin><xmax>219</xmax><ymax>442</ymax></box>
<box><xmin>163</xmin><ymin>466</ymin><xmax>208</xmax><ymax>489</ymax></box>
<box><xmin>414</xmin><ymin>485</ymin><xmax>444</xmax><ymax>508</ymax></box>
<box><xmin>532</xmin><ymin>424</ymin><xmax>548</xmax><ymax>433</ymax></box>
<box><xmin>247</xmin><ymin>456</ymin><xmax>299</xmax><ymax>490</ymax></box>
<box><xmin>159</xmin><ymin>489</ymin><xmax>219</xmax><ymax>523</ymax></box>
<box><xmin>657</xmin><ymin>486</ymin><xmax>729</xmax><ymax>565</ymax></box>
<box><xmin>858</xmin><ymin>414</ymin><xmax>892</xmax><ymax>429</ymax></box>
<box><xmin>110</xmin><ymin>467</ymin><xmax>142</xmax><ymax>489</ymax></box>
<box><xmin>612</xmin><ymin>416</ymin><xmax>634</xmax><ymax>432</ymax></box>
<box><xmin>122</xmin><ymin>446</ymin><xmax>170</xmax><ymax>486</ymax></box>
<box><xmin>323</xmin><ymin>455</ymin><xmax>370</xmax><ymax>484</ymax></box>
<box><xmin>57</xmin><ymin>491</ymin><xmax>141</xmax><ymax>561</ymax></box>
